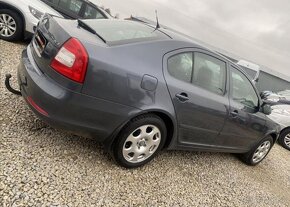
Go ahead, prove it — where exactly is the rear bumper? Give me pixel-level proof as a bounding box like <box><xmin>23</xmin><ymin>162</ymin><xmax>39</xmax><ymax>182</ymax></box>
<box><xmin>18</xmin><ymin>45</ymin><xmax>140</xmax><ymax>141</ymax></box>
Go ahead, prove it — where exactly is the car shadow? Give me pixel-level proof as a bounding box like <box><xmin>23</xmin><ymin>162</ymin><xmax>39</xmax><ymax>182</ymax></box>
<box><xmin>6</xmin><ymin>96</ymin><xmax>242</xmax><ymax>170</ymax></box>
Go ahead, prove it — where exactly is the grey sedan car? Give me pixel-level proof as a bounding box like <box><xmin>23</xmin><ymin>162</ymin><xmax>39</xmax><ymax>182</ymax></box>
<box><xmin>11</xmin><ymin>14</ymin><xmax>280</xmax><ymax>168</ymax></box>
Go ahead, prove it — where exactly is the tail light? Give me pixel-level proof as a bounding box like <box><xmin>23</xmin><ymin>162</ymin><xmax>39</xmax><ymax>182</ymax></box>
<box><xmin>51</xmin><ymin>38</ymin><xmax>88</xmax><ymax>83</ymax></box>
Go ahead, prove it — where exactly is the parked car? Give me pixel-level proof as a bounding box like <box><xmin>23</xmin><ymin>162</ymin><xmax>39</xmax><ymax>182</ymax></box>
<box><xmin>8</xmin><ymin>15</ymin><xmax>280</xmax><ymax>168</ymax></box>
<box><xmin>268</xmin><ymin>105</ymin><xmax>290</xmax><ymax>151</ymax></box>
<box><xmin>40</xmin><ymin>0</ymin><xmax>111</xmax><ymax>20</ymax></box>
<box><xmin>261</xmin><ymin>90</ymin><xmax>290</xmax><ymax>105</ymax></box>
<box><xmin>0</xmin><ymin>0</ymin><xmax>62</xmax><ymax>41</ymax></box>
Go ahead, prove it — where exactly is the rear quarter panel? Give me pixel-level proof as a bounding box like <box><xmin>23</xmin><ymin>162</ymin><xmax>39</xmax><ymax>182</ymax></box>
<box><xmin>81</xmin><ymin>41</ymin><xmax>188</xmax><ymax>112</ymax></box>
<box><xmin>81</xmin><ymin>41</ymin><xmax>194</xmax><ymax>148</ymax></box>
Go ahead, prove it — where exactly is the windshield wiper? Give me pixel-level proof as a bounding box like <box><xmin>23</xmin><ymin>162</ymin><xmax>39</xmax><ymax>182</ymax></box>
<box><xmin>77</xmin><ymin>19</ymin><xmax>106</xmax><ymax>43</ymax></box>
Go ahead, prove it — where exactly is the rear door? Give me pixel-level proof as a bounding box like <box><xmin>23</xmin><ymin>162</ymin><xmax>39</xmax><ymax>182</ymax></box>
<box><xmin>163</xmin><ymin>48</ymin><xmax>230</xmax><ymax>147</ymax></box>
<box><xmin>220</xmin><ymin>66</ymin><xmax>266</xmax><ymax>149</ymax></box>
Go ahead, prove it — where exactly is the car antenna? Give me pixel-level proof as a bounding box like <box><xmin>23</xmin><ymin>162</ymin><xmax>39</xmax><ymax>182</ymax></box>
<box><xmin>153</xmin><ymin>10</ymin><xmax>160</xmax><ymax>32</ymax></box>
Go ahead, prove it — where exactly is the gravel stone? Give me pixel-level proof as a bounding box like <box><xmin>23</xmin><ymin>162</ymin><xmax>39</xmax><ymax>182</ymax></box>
<box><xmin>0</xmin><ymin>39</ymin><xmax>290</xmax><ymax>206</ymax></box>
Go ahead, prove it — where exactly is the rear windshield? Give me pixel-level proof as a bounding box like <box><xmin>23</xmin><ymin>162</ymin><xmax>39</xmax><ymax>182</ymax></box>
<box><xmin>83</xmin><ymin>20</ymin><xmax>170</xmax><ymax>45</ymax></box>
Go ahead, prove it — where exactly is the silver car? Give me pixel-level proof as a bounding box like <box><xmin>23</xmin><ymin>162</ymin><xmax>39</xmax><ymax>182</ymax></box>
<box><xmin>0</xmin><ymin>0</ymin><xmax>62</xmax><ymax>41</ymax></box>
<box><xmin>268</xmin><ymin>104</ymin><xmax>290</xmax><ymax>150</ymax></box>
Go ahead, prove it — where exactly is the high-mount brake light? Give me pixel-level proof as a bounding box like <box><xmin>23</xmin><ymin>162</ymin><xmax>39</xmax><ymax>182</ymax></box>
<box><xmin>50</xmin><ymin>38</ymin><xmax>88</xmax><ymax>83</ymax></box>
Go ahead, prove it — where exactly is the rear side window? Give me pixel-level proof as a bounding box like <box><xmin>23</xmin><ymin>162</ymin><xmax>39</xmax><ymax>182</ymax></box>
<box><xmin>59</xmin><ymin>0</ymin><xmax>83</xmax><ymax>14</ymax></box>
<box><xmin>168</xmin><ymin>53</ymin><xmax>193</xmax><ymax>82</ymax></box>
<box><xmin>230</xmin><ymin>67</ymin><xmax>259</xmax><ymax>108</ymax></box>
<box><xmin>167</xmin><ymin>52</ymin><xmax>226</xmax><ymax>95</ymax></box>
<box><xmin>83</xmin><ymin>5</ymin><xmax>106</xmax><ymax>19</ymax></box>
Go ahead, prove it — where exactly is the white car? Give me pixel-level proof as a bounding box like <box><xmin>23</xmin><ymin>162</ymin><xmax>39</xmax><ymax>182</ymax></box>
<box><xmin>268</xmin><ymin>104</ymin><xmax>290</xmax><ymax>151</ymax></box>
<box><xmin>0</xmin><ymin>0</ymin><xmax>62</xmax><ymax>41</ymax></box>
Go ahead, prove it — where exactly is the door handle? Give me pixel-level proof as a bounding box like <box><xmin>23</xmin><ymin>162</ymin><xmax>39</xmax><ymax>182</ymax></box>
<box><xmin>175</xmin><ymin>93</ymin><xmax>189</xmax><ymax>102</ymax></box>
<box><xmin>230</xmin><ymin>110</ymin><xmax>239</xmax><ymax>117</ymax></box>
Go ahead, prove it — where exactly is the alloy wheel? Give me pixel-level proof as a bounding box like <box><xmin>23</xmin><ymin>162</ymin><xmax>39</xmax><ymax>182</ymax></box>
<box><xmin>284</xmin><ymin>133</ymin><xmax>290</xmax><ymax>148</ymax></box>
<box><xmin>122</xmin><ymin>124</ymin><xmax>161</xmax><ymax>163</ymax></box>
<box><xmin>0</xmin><ymin>14</ymin><xmax>16</xmax><ymax>37</ymax></box>
<box><xmin>252</xmin><ymin>140</ymin><xmax>271</xmax><ymax>163</ymax></box>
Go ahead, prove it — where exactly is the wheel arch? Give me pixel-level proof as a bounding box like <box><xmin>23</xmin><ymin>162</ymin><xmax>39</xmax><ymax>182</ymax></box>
<box><xmin>105</xmin><ymin>109</ymin><xmax>177</xmax><ymax>152</ymax></box>
<box><xmin>149</xmin><ymin>110</ymin><xmax>175</xmax><ymax>149</ymax></box>
<box><xmin>0</xmin><ymin>2</ymin><xmax>26</xmax><ymax>35</ymax></box>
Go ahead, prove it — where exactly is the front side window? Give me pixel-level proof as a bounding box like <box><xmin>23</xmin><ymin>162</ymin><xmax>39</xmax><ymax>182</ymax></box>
<box><xmin>83</xmin><ymin>5</ymin><xmax>106</xmax><ymax>19</ymax></box>
<box><xmin>167</xmin><ymin>52</ymin><xmax>226</xmax><ymax>95</ymax></box>
<box><xmin>231</xmin><ymin>67</ymin><xmax>259</xmax><ymax>108</ymax></box>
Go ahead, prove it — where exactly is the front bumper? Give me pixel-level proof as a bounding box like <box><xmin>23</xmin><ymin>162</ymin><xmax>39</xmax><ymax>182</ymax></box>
<box><xmin>18</xmin><ymin>45</ymin><xmax>140</xmax><ymax>141</ymax></box>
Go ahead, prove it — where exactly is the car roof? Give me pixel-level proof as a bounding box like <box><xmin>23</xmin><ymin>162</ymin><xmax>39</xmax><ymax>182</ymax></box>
<box><xmin>100</xmin><ymin>20</ymin><xmax>246</xmax><ymax>67</ymax></box>
<box><xmin>70</xmin><ymin>18</ymin><xmax>244</xmax><ymax>72</ymax></box>
<box><xmin>127</xmin><ymin>19</ymin><xmax>245</xmax><ymax>66</ymax></box>
<box><xmin>81</xmin><ymin>19</ymin><xmax>216</xmax><ymax>51</ymax></box>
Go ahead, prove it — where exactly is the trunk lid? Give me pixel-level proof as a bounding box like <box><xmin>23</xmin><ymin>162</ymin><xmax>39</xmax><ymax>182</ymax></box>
<box><xmin>31</xmin><ymin>14</ymin><xmax>105</xmax><ymax>92</ymax></box>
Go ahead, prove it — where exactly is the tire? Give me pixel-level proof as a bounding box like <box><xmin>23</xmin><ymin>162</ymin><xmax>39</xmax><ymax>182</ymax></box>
<box><xmin>240</xmin><ymin>136</ymin><xmax>273</xmax><ymax>166</ymax></box>
<box><xmin>0</xmin><ymin>9</ymin><xmax>23</xmax><ymax>41</ymax></box>
<box><xmin>113</xmin><ymin>114</ymin><xmax>167</xmax><ymax>168</ymax></box>
<box><xmin>278</xmin><ymin>128</ymin><xmax>290</xmax><ymax>151</ymax></box>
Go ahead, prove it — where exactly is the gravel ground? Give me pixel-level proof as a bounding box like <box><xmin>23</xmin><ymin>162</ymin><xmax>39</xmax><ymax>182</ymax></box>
<box><xmin>0</xmin><ymin>39</ymin><xmax>290</xmax><ymax>207</ymax></box>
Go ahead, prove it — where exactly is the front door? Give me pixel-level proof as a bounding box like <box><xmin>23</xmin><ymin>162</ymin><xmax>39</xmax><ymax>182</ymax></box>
<box><xmin>220</xmin><ymin>66</ymin><xmax>266</xmax><ymax>149</ymax></box>
<box><xmin>163</xmin><ymin>49</ymin><xmax>230</xmax><ymax>147</ymax></box>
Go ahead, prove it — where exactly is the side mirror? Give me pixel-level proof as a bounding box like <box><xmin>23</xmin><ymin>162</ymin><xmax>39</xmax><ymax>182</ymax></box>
<box><xmin>262</xmin><ymin>104</ymin><xmax>272</xmax><ymax>115</ymax></box>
